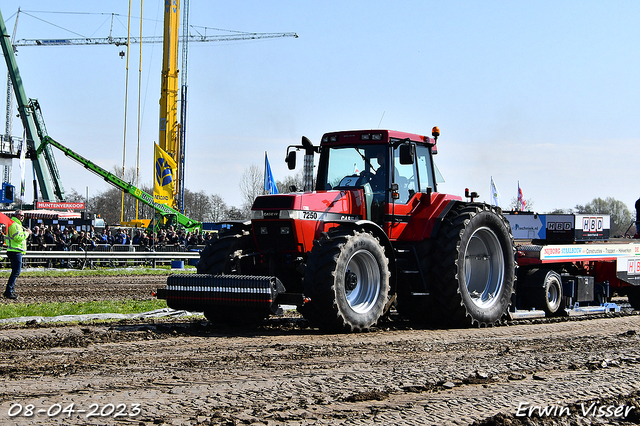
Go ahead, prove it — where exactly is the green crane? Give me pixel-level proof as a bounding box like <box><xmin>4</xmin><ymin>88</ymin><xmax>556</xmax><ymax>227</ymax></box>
<box><xmin>37</xmin><ymin>135</ymin><xmax>201</xmax><ymax>232</ymax></box>
<box><xmin>0</xmin><ymin>7</ymin><xmax>64</xmax><ymax>201</ymax></box>
<box><xmin>2</xmin><ymin>8</ymin><xmax>200</xmax><ymax>231</ymax></box>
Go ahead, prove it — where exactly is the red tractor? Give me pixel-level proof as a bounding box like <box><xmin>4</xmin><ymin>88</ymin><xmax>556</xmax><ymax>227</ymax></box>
<box><xmin>158</xmin><ymin>128</ymin><xmax>516</xmax><ymax>331</ymax></box>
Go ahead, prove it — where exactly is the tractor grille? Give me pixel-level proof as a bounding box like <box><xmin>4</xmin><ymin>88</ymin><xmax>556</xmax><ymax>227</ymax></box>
<box><xmin>253</xmin><ymin>220</ymin><xmax>298</xmax><ymax>251</ymax></box>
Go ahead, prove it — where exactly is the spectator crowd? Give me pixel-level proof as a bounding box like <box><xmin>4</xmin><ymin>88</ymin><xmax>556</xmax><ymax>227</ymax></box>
<box><xmin>0</xmin><ymin>223</ymin><xmax>212</xmax><ymax>251</ymax></box>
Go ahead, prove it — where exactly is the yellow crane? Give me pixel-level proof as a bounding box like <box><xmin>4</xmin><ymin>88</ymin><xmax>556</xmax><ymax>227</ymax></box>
<box><xmin>160</xmin><ymin>0</ymin><xmax>179</xmax><ymax>166</ymax></box>
<box><xmin>11</xmin><ymin>5</ymin><xmax>298</xmax><ymax>216</ymax></box>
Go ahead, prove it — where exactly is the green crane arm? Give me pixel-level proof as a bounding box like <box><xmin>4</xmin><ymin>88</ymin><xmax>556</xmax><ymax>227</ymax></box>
<box><xmin>38</xmin><ymin>136</ymin><xmax>202</xmax><ymax>231</ymax></box>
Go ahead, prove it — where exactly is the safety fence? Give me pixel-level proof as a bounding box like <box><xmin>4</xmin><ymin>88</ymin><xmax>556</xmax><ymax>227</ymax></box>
<box><xmin>0</xmin><ymin>245</ymin><xmax>204</xmax><ymax>269</ymax></box>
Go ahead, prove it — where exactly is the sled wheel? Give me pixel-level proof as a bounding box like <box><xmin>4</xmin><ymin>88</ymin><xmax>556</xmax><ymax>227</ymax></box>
<box><xmin>628</xmin><ymin>287</ymin><xmax>640</xmax><ymax>310</ymax></box>
<box><xmin>527</xmin><ymin>269</ymin><xmax>564</xmax><ymax>316</ymax></box>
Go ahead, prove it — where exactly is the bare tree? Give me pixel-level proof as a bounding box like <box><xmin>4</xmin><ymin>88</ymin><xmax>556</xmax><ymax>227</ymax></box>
<box><xmin>575</xmin><ymin>197</ymin><xmax>632</xmax><ymax>237</ymax></box>
<box><xmin>509</xmin><ymin>197</ymin><xmax>534</xmax><ymax>212</ymax></box>
<box><xmin>239</xmin><ymin>163</ymin><xmax>263</xmax><ymax>217</ymax></box>
<box><xmin>208</xmin><ymin>194</ymin><xmax>228</xmax><ymax>222</ymax></box>
<box><xmin>183</xmin><ymin>189</ymin><xmax>212</xmax><ymax>221</ymax></box>
<box><xmin>225</xmin><ymin>206</ymin><xmax>245</xmax><ymax>220</ymax></box>
<box><xmin>277</xmin><ymin>169</ymin><xmax>305</xmax><ymax>193</ymax></box>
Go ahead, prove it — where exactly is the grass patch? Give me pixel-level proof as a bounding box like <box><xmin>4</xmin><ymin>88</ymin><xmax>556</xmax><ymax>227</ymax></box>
<box><xmin>0</xmin><ymin>299</ymin><xmax>168</xmax><ymax>320</ymax></box>
<box><xmin>0</xmin><ymin>266</ymin><xmax>195</xmax><ymax>278</ymax></box>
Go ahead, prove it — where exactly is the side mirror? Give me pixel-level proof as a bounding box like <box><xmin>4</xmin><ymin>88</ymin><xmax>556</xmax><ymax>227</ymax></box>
<box><xmin>399</xmin><ymin>143</ymin><xmax>415</xmax><ymax>165</ymax></box>
<box><xmin>286</xmin><ymin>150</ymin><xmax>297</xmax><ymax>170</ymax></box>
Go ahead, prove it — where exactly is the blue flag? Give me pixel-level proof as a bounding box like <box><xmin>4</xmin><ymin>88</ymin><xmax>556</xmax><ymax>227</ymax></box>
<box><xmin>264</xmin><ymin>152</ymin><xmax>279</xmax><ymax>194</ymax></box>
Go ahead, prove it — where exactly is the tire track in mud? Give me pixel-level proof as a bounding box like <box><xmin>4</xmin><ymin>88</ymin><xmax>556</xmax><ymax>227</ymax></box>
<box><xmin>0</xmin><ymin>313</ymin><xmax>639</xmax><ymax>425</ymax></box>
<box><xmin>1</xmin><ymin>275</ymin><xmax>640</xmax><ymax>425</ymax></box>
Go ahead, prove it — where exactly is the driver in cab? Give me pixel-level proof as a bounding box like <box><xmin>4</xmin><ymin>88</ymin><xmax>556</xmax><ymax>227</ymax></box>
<box><xmin>362</xmin><ymin>151</ymin><xmax>387</xmax><ymax>194</ymax></box>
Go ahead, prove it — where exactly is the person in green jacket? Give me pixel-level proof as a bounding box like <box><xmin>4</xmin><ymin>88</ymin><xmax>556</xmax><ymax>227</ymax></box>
<box><xmin>4</xmin><ymin>210</ymin><xmax>31</xmax><ymax>299</ymax></box>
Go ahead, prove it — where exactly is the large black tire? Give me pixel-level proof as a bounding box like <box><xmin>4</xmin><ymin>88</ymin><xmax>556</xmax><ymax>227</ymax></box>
<box><xmin>196</xmin><ymin>228</ymin><xmax>255</xmax><ymax>275</ymax></box>
<box><xmin>430</xmin><ymin>203</ymin><xmax>516</xmax><ymax>327</ymax></box>
<box><xmin>628</xmin><ymin>287</ymin><xmax>640</xmax><ymax>310</ymax></box>
<box><xmin>525</xmin><ymin>269</ymin><xmax>565</xmax><ymax>316</ymax></box>
<box><xmin>301</xmin><ymin>227</ymin><xmax>391</xmax><ymax>332</ymax></box>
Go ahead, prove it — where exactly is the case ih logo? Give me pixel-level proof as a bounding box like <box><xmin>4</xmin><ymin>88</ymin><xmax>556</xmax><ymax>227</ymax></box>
<box><xmin>582</xmin><ymin>217</ymin><xmax>604</xmax><ymax>233</ymax></box>
<box><xmin>36</xmin><ymin>202</ymin><xmax>85</xmax><ymax>210</ymax></box>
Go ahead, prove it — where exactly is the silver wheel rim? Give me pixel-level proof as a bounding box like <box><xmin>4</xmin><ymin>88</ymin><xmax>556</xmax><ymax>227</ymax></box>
<box><xmin>464</xmin><ymin>226</ymin><xmax>505</xmax><ymax>309</ymax></box>
<box><xmin>345</xmin><ymin>249</ymin><xmax>381</xmax><ymax>314</ymax></box>
<box><xmin>547</xmin><ymin>277</ymin><xmax>561</xmax><ymax>310</ymax></box>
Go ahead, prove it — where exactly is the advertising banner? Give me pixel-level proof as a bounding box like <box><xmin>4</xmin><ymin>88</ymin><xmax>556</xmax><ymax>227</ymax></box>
<box><xmin>153</xmin><ymin>143</ymin><xmax>176</xmax><ymax>206</ymax></box>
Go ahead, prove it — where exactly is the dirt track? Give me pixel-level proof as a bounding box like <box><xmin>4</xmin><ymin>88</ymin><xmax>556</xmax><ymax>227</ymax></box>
<box><xmin>1</xmin><ymin>274</ymin><xmax>640</xmax><ymax>425</ymax></box>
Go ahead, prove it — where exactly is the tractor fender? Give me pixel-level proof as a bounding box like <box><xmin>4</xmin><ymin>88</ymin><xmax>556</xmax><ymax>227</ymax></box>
<box><xmin>427</xmin><ymin>198</ymin><xmax>459</xmax><ymax>239</ymax></box>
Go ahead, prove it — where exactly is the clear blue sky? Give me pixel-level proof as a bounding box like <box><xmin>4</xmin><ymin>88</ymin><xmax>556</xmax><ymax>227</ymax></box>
<box><xmin>2</xmin><ymin>1</ymin><xmax>639</xmax><ymax>215</ymax></box>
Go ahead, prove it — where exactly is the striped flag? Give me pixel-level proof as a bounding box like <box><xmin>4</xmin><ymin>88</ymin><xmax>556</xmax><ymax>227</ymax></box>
<box><xmin>517</xmin><ymin>181</ymin><xmax>526</xmax><ymax>211</ymax></box>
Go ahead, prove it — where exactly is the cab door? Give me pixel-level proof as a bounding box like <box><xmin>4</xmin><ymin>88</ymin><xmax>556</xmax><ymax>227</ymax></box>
<box><xmin>385</xmin><ymin>143</ymin><xmax>435</xmax><ymax>240</ymax></box>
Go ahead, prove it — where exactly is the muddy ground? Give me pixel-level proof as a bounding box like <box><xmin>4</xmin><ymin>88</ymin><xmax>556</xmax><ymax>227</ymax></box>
<box><xmin>0</xmin><ymin>274</ymin><xmax>639</xmax><ymax>425</ymax></box>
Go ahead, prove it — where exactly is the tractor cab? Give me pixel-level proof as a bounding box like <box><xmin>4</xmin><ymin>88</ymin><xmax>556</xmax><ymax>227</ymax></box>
<box><xmin>313</xmin><ymin>129</ymin><xmax>440</xmax><ymax>225</ymax></box>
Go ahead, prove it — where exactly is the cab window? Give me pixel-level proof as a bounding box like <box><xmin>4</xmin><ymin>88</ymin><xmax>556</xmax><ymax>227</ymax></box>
<box><xmin>416</xmin><ymin>145</ymin><xmax>435</xmax><ymax>192</ymax></box>
<box><xmin>393</xmin><ymin>149</ymin><xmax>418</xmax><ymax>204</ymax></box>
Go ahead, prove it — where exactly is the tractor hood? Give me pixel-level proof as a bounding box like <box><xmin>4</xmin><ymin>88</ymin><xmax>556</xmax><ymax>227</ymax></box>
<box><xmin>251</xmin><ymin>190</ymin><xmax>366</xmax><ymax>222</ymax></box>
<box><xmin>250</xmin><ymin>190</ymin><xmax>367</xmax><ymax>253</ymax></box>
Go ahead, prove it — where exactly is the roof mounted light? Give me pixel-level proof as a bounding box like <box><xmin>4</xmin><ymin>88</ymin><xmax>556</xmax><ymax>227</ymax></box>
<box><xmin>372</xmin><ymin>133</ymin><xmax>382</xmax><ymax>141</ymax></box>
<box><xmin>361</xmin><ymin>133</ymin><xmax>371</xmax><ymax>140</ymax></box>
<box><xmin>432</xmin><ymin>126</ymin><xmax>440</xmax><ymax>142</ymax></box>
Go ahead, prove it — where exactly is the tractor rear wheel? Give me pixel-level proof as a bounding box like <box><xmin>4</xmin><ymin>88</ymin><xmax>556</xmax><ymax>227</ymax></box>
<box><xmin>302</xmin><ymin>228</ymin><xmax>390</xmax><ymax>332</ymax></box>
<box><xmin>430</xmin><ymin>203</ymin><xmax>516</xmax><ymax>327</ymax></box>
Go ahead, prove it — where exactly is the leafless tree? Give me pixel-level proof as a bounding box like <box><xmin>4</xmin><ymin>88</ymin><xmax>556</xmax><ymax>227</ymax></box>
<box><xmin>575</xmin><ymin>197</ymin><xmax>632</xmax><ymax>237</ymax></box>
<box><xmin>277</xmin><ymin>169</ymin><xmax>305</xmax><ymax>193</ymax></box>
<box><xmin>509</xmin><ymin>197</ymin><xmax>535</xmax><ymax>212</ymax></box>
<box><xmin>208</xmin><ymin>194</ymin><xmax>228</xmax><ymax>222</ymax></box>
<box><xmin>239</xmin><ymin>163</ymin><xmax>263</xmax><ymax>218</ymax></box>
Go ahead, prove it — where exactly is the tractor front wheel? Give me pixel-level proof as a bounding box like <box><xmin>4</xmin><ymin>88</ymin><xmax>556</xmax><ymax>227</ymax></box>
<box><xmin>197</xmin><ymin>227</ymin><xmax>269</xmax><ymax>325</ymax></box>
<box><xmin>197</xmin><ymin>227</ymin><xmax>255</xmax><ymax>275</ymax></box>
<box><xmin>302</xmin><ymin>228</ymin><xmax>390</xmax><ymax>332</ymax></box>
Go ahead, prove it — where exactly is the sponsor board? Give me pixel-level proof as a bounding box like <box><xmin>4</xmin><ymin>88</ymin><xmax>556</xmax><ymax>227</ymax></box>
<box><xmin>505</xmin><ymin>213</ymin><xmax>610</xmax><ymax>242</ymax></box>
<box><xmin>36</xmin><ymin>202</ymin><xmax>85</xmax><ymax>210</ymax></box>
<box><xmin>504</xmin><ymin>213</ymin><xmax>544</xmax><ymax>240</ymax></box>
<box><xmin>574</xmin><ymin>214</ymin><xmax>610</xmax><ymax>240</ymax></box>
<box><xmin>539</xmin><ymin>243</ymin><xmax>639</xmax><ymax>261</ymax></box>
